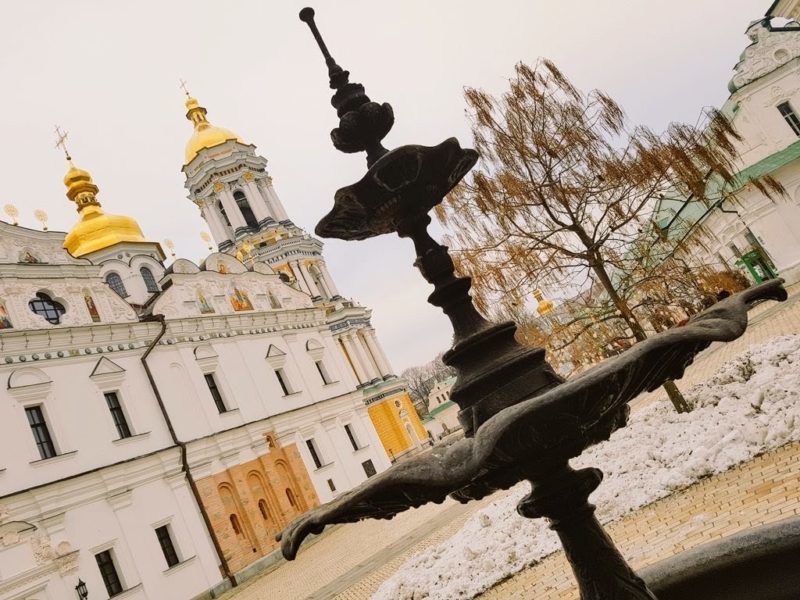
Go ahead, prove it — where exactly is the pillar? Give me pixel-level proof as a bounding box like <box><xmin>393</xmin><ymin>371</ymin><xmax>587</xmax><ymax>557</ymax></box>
<box><xmin>318</xmin><ymin>262</ymin><xmax>340</xmax><ymax>297</ymax></box>
<box><xmin>340</xmin><ymin>335</ymin><xmax>368</xmax><ymax>384</ymax></box>
<box><xmin>349</xmin><ymin>332</ymin><xmax>380</xmax><ymax>382</ymax></box>
<box><xmin>362</xmin><ymin>328</ymin><xmax>392</xmax><ymax>377</ymax></box>
<box><xmin>298</xmin><ymin>261</ymin><xmax>322</xmax><ymax>297</ymax></box>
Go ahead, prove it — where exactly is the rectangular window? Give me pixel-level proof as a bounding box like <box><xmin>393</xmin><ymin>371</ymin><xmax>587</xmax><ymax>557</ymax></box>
<box><xmin>315</xmin><ymin>360</ymin><xmax>331</xmax><ymax>384</ymax></box>
<box><xmin>344</xmin><ymin>424</ymin><xmax>359</xmax><ymax>451</ymax></box>
<box><xmin>155</xmin><ymin>525</ymin><xmax>180</xmax><ymax>568</ymax></box>
<box><xmin>204</xmin><ymin>373</ymin><xmax>227</xmax><ymax>413</ymax></box>
<box><xmin>95</xmin><ymin>549</ymin><xmax>124</xmax><ymax>597</ymax></box>
<box><xmin>362</xmin><ymin>459</ymin><xmax>377</xmax><ymax>478</ymax></box>
<box><xmin>104</xmin><ymin>392</ymin><xmax>132</xmax><ymax>439</ymax></box>
<box><xmin>306</xmin><ymin>438</ymin><xmax>323</xmax><ymax>469</ymax></box>
<box><xmin>778</xmin><ymin>101</ymin><xmax>800</xmax><ymax>136</ymax></box>
<box><xmin>327</xmin><ymin>478</ymin><xmax>336</xmax><ymax>492</ymax></box>
<box><xmin>275</xmin><ymin>368</ymin><xmax>292</xmax><ymax>396</ymax></box>
<box><xmin>729</xmin><ymin>242</ymin><xmax>741</xmax><ymax>257</ymax></box>
<box><xmin>25</xmin><ymin>406</ymin><xmax>56</xmax><ymax>460</ymax></box>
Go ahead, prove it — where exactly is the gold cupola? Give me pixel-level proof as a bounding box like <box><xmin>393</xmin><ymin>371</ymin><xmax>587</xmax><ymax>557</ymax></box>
<box><xmin>63</xmin><ymin>160</ymin><xmax>147</xmax><ymax>257</ymax></box>
<box><xmin>533</xmin><ymin>288</ymin><xmax>554</xmax><ymax>316</ymax></box>
<box><xmin>184</xmin><ymin>95</ymin><xmax>245</xmax><ymax>164</ymax></box>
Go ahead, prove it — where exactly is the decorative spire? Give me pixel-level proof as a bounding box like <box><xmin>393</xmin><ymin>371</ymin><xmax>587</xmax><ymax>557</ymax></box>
<box><xmin>179</xmin><ymin>78</ymin><xmax>191</xmax><ymax>98</ymax></box>
<box><xmin>54</xmin><ymin>128</ymin><xmax>101</xmax><ymax>212</ymax></box>
<box><xmin>299</xmin><ymin>7</ymin><xmax>394</xmax><ymax>166</ymax></box>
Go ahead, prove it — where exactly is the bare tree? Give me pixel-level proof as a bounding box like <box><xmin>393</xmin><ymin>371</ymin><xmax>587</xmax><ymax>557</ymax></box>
<box><xmin>401</xmin><ymin>353</ymin><xmax>456</xmax><ymax>411</ymax></box>
<box><xmin>438</xmin><ymin>60</ymin><xmax>781</xmax><ymax>412</ymax></box>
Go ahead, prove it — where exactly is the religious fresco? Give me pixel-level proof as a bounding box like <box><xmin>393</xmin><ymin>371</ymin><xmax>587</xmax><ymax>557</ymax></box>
<box><xmin>84</xmin><ymin>293</ymin><xmax>101</xmax><ymax>322</ymax></box>
<box><xmin>198</xmin><ymin>290</ymin><xmax>215</xmax><ymax>314</ymax></box>
<box><xmin>217</xmin><ymin>261</ymin><xmax>228</xmax><ymax>274</ymax></box>
<box><xmin>0</xmin><ymin>302</ymin><xmax>13</xmax><ymax>329</ymax></box>
<box><xmin>230</xmin><ymin>288</ymin><xmax>253</xmax><ymax>311</ymax></box>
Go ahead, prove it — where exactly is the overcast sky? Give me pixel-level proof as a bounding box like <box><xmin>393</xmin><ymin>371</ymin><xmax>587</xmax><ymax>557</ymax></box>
<box><xmin>0</xmin><ymin>1</ymin><xmax>768</xmax><ymax>372</ymax></box>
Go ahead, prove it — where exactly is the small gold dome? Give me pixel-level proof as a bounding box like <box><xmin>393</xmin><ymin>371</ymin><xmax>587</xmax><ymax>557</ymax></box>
<box><xmin>533</xmin><ymin>289</ymin><xmax>554</xmax><ymax>316</ymax></box>
<box><xmin>61</xmin><ymin>161</ymin><xmax>147</xmax><ymax>257</ymax></box>
<box><xmin>184</xmin><ymin>96</ymin><xmax>244</xmax><ymax>164</ymax></box>
<box><xmin>65</xmin><ymin>206</ymin><xmax>146</xmax><ymax>257</ymax></box>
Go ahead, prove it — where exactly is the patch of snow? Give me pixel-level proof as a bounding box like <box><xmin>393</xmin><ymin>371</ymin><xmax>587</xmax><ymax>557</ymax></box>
<box><xmin>374</xmin><ymin>335</ymin><xmax>800</xmax><ymax>600</ymax></box>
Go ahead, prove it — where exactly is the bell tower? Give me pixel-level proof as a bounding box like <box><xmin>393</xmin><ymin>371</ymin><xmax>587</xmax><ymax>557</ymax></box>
<box><xmin>180</xmin><ymin>89</ymin><xmax>340</xmax><ymax>301</ymax></box>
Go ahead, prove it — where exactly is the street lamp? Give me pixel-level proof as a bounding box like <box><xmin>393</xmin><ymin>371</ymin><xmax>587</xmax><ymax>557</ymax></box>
<box><xmin>75</xmin><ymin>579</ymin><xmax>88</xmax><ymax>600</ymax></box>
<box><xmin>280</xmin><ymin>8</ymin><xmax>789</xmax><ymax>599</ymax></box>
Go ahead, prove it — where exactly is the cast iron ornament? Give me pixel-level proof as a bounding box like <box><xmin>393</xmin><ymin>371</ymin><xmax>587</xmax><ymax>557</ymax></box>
<box><xmin>285</xmin><ymin>9</ymin><xmax>788</xmax><ymax>599</ymax></box>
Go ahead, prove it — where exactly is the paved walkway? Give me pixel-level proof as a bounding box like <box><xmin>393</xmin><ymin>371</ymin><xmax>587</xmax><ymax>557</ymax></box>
<box><xmin>224</xmin><ymin>283</ymin><xmax>800</xmax><ymax>600</ymax></box>
<box><xmin>481</xmin><ymin>440</ymin><xmax>800</xmax><ymax>598</ymax></box>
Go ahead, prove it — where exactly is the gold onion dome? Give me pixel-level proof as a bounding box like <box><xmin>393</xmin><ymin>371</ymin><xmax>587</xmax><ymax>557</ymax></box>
<box><xmin>63</xmin><ymin>161</ymin><xmax>146</xmax><ymax>257</ymax></box>
<box><xmin>533</xmin><ymin>289</ymin><xmax>554</xmax><ymax>316</ymax></box>
<box><xmin>184</xmin><ymin>96</ymin><xmax>244</xmax><ymax>164</ymax></box>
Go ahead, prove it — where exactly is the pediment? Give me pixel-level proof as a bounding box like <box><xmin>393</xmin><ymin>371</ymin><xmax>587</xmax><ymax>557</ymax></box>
<box><xmin>194</xmin><ymin>344</ymin><xmax>219</xmax><ymax>361</ymax></box>
<box><xmin>8</xmin><ymin>367</ymin><xmax>52</xmax><ymax>389</ymax></box>
<box><xmin>90</xmin><ymin>356</ymin><xmax>126</xmax><ymax>378</ymax></box>
<box><xmin>266</xmin><ymin>344</ymin><xmax>286</xmax><ymax>358</ymax></box>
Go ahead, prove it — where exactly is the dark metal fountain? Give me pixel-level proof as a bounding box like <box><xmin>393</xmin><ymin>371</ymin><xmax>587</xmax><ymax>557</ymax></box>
<box><xmin>279</xmin><ymin>8</ymin><xmax>793</xmax><ymax>599</ymax></box>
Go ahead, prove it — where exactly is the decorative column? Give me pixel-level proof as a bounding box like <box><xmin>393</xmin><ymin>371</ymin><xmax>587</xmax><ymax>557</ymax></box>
<box><xmin>263</xmin><ymin>180</ymin><xmax>290</xmax><ymax>221</ymax></box>
<box><xmin>243</xmin><ymin>177</ymin><xmax>271</xmax><ymax>223</ymax></box>
<box><xmin>289</xmin><ymin>260</ymin><xmax>312</xmax><ymax>295</ymax></box>
<box><xmin>298</xmin><ymin>261</ymin><xmax>322</xmax><ymax>297</ymax></box>
<box><xmin>217</xmin><ymin>185</ymin><xmax>248</xmax><ymax>232</ymax></box>
<box><xmin>361</xmin><ymin>328</ymin><xmax>392</xmax><ymax>377</ymax></box>
<box><xmin>348</xmin><ymin>332</ymin><xmax>380</xmax><ymax>382</ymax></box>
<box><xmin>318</xmin><ymin>262</ymin><xmax>340</xmax><ymax>297</ymax></box>
<box><xmin>339</xmin><ymin>335</ymin><xmax>368</xmax><ymax>384</ymax></box>
<box><xmin>200</xmin><ymin>201</ymin><xmax>231</xmax><ymax>248</ymax></box>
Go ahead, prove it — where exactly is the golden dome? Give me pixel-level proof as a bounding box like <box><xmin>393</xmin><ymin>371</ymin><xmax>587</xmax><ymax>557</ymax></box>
<box><xmin>533</xmin><ymin>289</ymin><xmax>554</xmax><ymax>316</ymax></box>
<box><xmin>61</xmin><ymin>161</ymin><xmax>147</xmax><ymax>257</ymax></box>
<box><xmin>184</xmin><ymin>96</ymin><xmax>244</xmax><ymax>164</ymax></box>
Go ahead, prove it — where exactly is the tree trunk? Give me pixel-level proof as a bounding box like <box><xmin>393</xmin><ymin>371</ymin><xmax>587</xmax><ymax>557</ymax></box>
<box><xmin>590</xmin><ymin>254</ymin><xmax>692</xmax><ymax>413</ymax></box>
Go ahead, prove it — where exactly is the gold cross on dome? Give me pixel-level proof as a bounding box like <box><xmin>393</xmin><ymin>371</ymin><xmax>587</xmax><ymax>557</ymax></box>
<box><xmin>54</xmin><ymin>125</ymin><xmax>71</xmax><ymax>160</ymax></box>
<box><xmin>179</xmin><ymin>78</ymin><xmax>191</xmax><ymax>97</ymax></box>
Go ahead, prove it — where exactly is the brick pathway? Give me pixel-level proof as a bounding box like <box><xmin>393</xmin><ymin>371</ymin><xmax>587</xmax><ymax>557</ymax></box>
<box><xmin>480</xmin><ymin>441</ymin><xmax>800</xmax><ymax>598</ymax></box>
<box><xmin>225</xmin><ymin>284</ymin><xmax>800</xmax><ymax>600</ymax></box>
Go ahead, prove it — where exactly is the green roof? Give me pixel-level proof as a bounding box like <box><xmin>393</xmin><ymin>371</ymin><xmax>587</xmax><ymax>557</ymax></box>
<box><xmin>427</xmin><ymin>400</ymin><xmax>456</xmax><ymax>418</ymax></box>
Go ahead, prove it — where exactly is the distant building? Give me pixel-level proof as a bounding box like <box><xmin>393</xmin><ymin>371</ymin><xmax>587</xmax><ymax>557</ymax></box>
<box><xmin>422</xmin><ymin>376</ymin><xmax>461</xmax><ymax>440</ymax></box>
<box><xmin>653</xmin><ymin>2</ymin><xmax>800</xmax><ymax>285</ymax></box>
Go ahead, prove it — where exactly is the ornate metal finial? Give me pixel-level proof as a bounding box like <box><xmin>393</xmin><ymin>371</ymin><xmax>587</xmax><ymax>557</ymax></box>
<box><xmin>3</xmin><ymin>204</ymin><xmax>19</xmax><ymax>226</ymax></box>
<box><xmin>299</xmin><ymin>7</ymin><xmax>394</xmax><ymax>166</ymax></box>
<box><xmin>54</xmin><ymin>125</ymin><xmax>71</xmax><ymax>161</ymax></box>
<box><xmin>34</xmin><ymin>209</ymin><xmax>49</xmax><ymax>232</ymax></box>
<box><xmin>179</xmin><ymin>78</ymin><xmax>191</xmax><ymax>97</ymax></box>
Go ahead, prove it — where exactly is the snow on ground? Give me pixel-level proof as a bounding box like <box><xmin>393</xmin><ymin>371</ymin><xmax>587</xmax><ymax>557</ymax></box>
<box><xmin>374</xmin><ymin>335</ymin><xmax>800</xmax><ymax>600</ymax></box>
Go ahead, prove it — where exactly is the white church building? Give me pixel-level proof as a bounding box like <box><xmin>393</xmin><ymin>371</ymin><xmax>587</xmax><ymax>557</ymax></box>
<box><xmin>653</xmin><ymin>1</ymin><xmax>800</xmax><ymax>284</ymax></box>
<box><xmin>0</xmin><ymin>94</ymin><xmax>426</xmax><ymax>600</ymax></box>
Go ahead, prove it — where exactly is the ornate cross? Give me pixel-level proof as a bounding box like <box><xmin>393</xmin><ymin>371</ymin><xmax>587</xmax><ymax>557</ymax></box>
<box><xmin>179</xmin><ymin>78</ymin><xmax>191</xmax><ymax>97</ymax></box>
<box><xmin>54</xmin><ymin>125</ymin><xmax>70</xmax><ymax>160</ymax></box>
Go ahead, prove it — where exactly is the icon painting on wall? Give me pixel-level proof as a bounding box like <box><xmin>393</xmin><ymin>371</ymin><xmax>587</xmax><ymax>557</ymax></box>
<box><xmin>84</xmin><ymin>293</ymin><xmax>101</xmax><ymax>322</ymax></box>
<box><xmin>0</xmin><ymin>302</ymin><xmax>13</xmax><ymax>329</ymax></box>
<box><xmin>198</xmin><ymin>290</ymin><xmax>215</xmax><ymax>314</ymax></box>
<box><xmin>230</xmin><ymin>288</ymin><xmax>253</xmax><ymax>311</ymax></box>
<box><xmin>217</xmin><ymin>261</ymin><xmax>228</xmax><ymax>274</ymax></box>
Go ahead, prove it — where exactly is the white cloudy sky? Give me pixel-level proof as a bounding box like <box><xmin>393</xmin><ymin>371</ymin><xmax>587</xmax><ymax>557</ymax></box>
<box><xmin>0</xmin><ymin>1</ymin><xmax>768</xmax><ymax>371</ymax></box>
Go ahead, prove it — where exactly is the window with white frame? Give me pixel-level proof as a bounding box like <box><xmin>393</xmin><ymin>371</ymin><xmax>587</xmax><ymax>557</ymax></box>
<box><xmin>778</xmin><ymin>101</ymin><xmax>800</xmax><ymax>136</ymax></box>
<box><xmin>104</xmin><ymin>392</ymin><xmax>132</xmax><ymax>439</ymax></box>
<box><xmin>305</xmin><ymin>438</ymin><xmax>323</xmax><ymax>469</ymax></box>
<box><xmin>315</xmin><ymin>360</ymin><xmax>332</xmax><ymax>384</ymax></box>
<box><xmin>204</xmin><ymin>373</ymin><xmax>228</xmax><ymax>413</ymax></box>
<box><xmin>95</xmin><ymin>548</ymin><xmax>124</xmax><ymax>596</ymax></box>
<box><xmin>274</xmin><ymin>368</ymin><xmax>294</xmax><ymax>396</ymax></box>
<box><xmin>344</xmin><ymin>423</ymin><xmax>360</xmax><ymax>451</ymax></box>
<box><xmin>25</xmin><ymin>405</ymin><xmax>57</xmax><ymax>460</ymax></box>
<box><xmin>155</xmin><ymin>524</ymin><xmax>181</xmax><ymax>568</ymax></box>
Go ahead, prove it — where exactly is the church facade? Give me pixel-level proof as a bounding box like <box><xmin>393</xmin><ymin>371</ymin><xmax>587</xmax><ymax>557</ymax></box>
<box><xmin>0</xmin><ymin>94</ymin><xmax>425</xmax><ymax>600</ymax></box>
<box><xmin>653</xmin><ymin>2</ymin><xmax>800</xmax><ymax>285</ymax></box>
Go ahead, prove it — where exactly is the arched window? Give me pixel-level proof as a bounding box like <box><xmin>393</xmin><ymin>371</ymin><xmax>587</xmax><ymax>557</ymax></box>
<box><xmin>218</xmin><ymin>201</ymin><xmax>232</xmax><ymax>228</ymax></box>
<box><xmin>285</xmin><ymin>488</ymin><xmax>296</xmax><ymax>507</ymax></box>
<box><xmin>234</xmin><ymin>190</ymin><xmax>258</xmax><ymax>229</ymax></box>
<box><xmin>140</xmin><ymin>267</ymin><xmax>159</xmax><ymax>293</ymax></box>
<box><xmin>230</xmin><ymin>514</ymin><xmax>242</xmax><ymax>535</ymax></box>
<box><xmin>106</xmin><ymin>273</ymin><xmax>127</xmax><ymax>297</ymax></box>
<box><xmin>258</xmin><ymin>499</ymin><xmax>269</xmax><ymax>520</ymax></box>
<box><xmin>28</xmin><ymin>293</ymin><xmax>65</xmax><ymax>325</ymax></box>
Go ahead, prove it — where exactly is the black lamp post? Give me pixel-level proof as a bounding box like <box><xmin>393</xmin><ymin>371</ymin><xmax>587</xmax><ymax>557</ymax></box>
<box><xmin>279</xmin><ymin>8</ymin><xmax>789</xmax><ymax>599</ymax></box>
<box><xmin>75</xmin><ymin>579</ymin><xmax>88</xmax><ymax>600</ymax></box>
